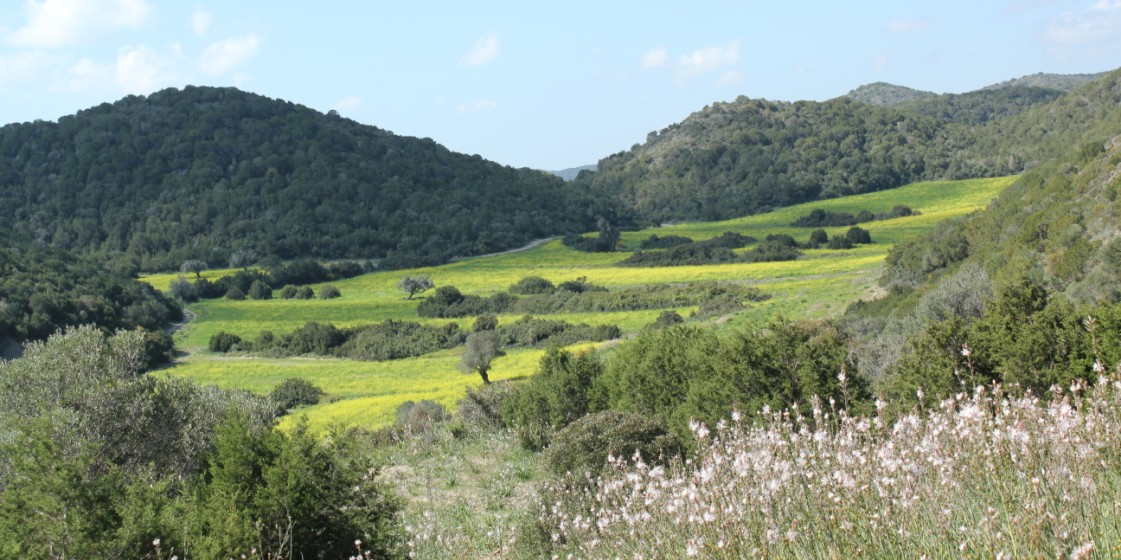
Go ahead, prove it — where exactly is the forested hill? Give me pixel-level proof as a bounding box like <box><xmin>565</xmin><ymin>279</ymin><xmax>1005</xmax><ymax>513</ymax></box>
<box><xmin>574</xmin><ymin>68</ymin><xmax>1117</xmax><ymax>224</ymax></box>
<box><xmin>0</xmin><ymin>86</ymin><xmax>616</xmax><ymax>271</ymax></box>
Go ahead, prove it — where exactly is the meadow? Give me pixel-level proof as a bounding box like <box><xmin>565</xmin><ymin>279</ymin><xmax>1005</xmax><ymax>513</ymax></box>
<box><xmin>151</xmin><ymin>176</ymin><xmax>1014</xmax><ymax>430</ymax></box>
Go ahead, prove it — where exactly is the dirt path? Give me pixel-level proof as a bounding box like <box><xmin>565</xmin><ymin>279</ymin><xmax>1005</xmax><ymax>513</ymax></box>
<box><xmin>451</xmin><ymin>237</ymin><xmax>554</xmax><ymax>262</ymax></box>
<box><xmin>166</xmin><ymin>308</ymin><xmax>197</xmax><ymax>336</ymax></box>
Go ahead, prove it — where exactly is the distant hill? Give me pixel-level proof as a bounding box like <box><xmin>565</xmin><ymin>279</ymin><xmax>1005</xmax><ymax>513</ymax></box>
<box><xmin>982</xmin><ymin>71</ymin><xmax>1107</xmax><ymax>92</ymax></box>
<box><xmin>575</xmin><ymin>67</ymin><xmax>1121</xmax><ymax>224</ymax></box>
<box><xmin>548</xmin><ymin>164</ymin><xmax>597</xmax><ymax>181</ymax></box>
<box><xmin>0</xmin><ymin>87</ymin><xmax>618</xmax><ymax>271</ymax></box>
<box><xmin>844</xmin><ymin>82</ymin><xmax>935</xmax><ymax>106</ymax></box>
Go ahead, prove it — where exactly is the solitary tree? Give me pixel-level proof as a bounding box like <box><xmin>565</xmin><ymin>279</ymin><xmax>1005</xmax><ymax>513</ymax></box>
<box><xmin>181</xmin><ymin>259</ymin><xmax>208</xmax><ymax>280</ymax></box>
<box><xmin>458</xmin><ymin>330</ymin><xmax>503</xmax><ymax>384</ymax></box>
<box><xmin>397</xmin><ymin>275</ymin><xmax>434</xmax><ymax>300</ymax></box>
<box><xmin>229</xmin><ymin>248</ymin><xmax>258</xmax><ymax>270</ymax></box>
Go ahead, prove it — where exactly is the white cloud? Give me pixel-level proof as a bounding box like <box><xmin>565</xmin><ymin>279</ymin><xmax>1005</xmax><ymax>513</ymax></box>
<box><xmin>1044</xmin><ymin>0</ymin><xmax>1121</xmax><ymax>44</ymax></box>
<box><xmin>333</xmin><ymin>95</ymin><xmax>362</xmax><ymax>112</ymax></box>
<box><xmin>873</xmin><ymin>52</ymin><xmax>890</xmax><ymax>72</ymax></box>
<box><xmin>190</xmin><ymin>8</ymin><xmax>212</xmax><ymax>36</ymax></box>
<box><xmin>676</xmin><ymin>40</ymin><xmax>741</xmax><ymax>81</ymax></box>
<box><xmin>198</xmin><ymin>33</ymin><xmax>259</xmax><ymax>75</ymax></box>
<box><xmin>457</xmin><ymin>99</ymin><xmax>496</xmax><ymax>114</ymax></box>
<box><xmin>459</xmin><ymin>32</ymin><xmax>499</xmax><ymax>67</ymax></box>
<box><xmin>888</xmin><ymin>17</ymin><xmax>931</xmax><ymax>34</ymax></box>
<box><xmin>115</xmin><ymin>43</ymin><xmax>181</xmax><ymax>94</ymax></box>
<box><xmin>641</xmin><ymin>48</ymin><xmax>667</xmax><ymax>70</ymax></box>
<box><xmin>716</xmin><ymin>70</ymin><xmax>745</xmax><ymax>87</ymax></box>
<box><xmin>0</xmin><ymin>50</ymin><xmax>49</xmax><ymax>88</ymax></box>
<box><xmin>8</xmin><ymin>0</ymin><xmax>151</xmax><ymax>48</ymax></box>
<box><xmin>54</xmin><ymin>56</ymin><xmax>113</xmax><ymax>93</ymax></box>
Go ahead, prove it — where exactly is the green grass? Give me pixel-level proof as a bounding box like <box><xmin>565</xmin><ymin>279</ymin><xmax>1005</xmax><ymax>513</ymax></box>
<box><xmin>150</xmin><ymin>176</ymin><xmax>1015</xmax><ymax>431</ymax></box>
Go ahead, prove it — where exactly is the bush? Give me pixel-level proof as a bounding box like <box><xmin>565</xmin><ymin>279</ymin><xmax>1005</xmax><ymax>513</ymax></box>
<box><xmin>473</xmin><ymin>313</ymin><xmax>498</xmax><ymax>332</ymax></box>
<box><xmin>639</xmin><ymin>234</ymin><xmax>694</xmax><ymax>249</ymax></box>
<box><xmin>394</xmin><ymin>400</ymin><xmax>450</xmax><ymax>436</ymax></box>
<box><xmin>224</xmin><ymin>287</ymin><xmax>245</xmax><ymax>300</ymax></box>
<box><xmin>269</xmin><ymin>377</ymin><xmax>324</xmax><ymax>410</ymax></box>
<box><xmin>457</xmin><ymin>382</ymin><xmax>512</xmax><ymax>433</ymax></box>
<box><xmin>318</xmin><ymin>284</ymin><xmax>341</xmax><ymax>299</ymax></box>
<box><xmin>846</xmin><ymin>226</ymin><xmax>872</xmax><ymax>244</ymax></box>
<box><xmin>279</xmin><ymin>284</ymin><xmax>299</xmax><ymax>299</ymax></box>
<box><xmin>503</xmin><ymin>347</ymin><xmax>604</xmax><ymax>451</ymax></box>
<box><xmin>284</xmin><ymin>322</ymin><xmax>345</xmax><ymax>355</ymax></box>
<box><xmin>509</xmin><ymin>276</ymin><xmax>556</xmax><ymax>295</ymax></box>
<box><xmin>208</xmin><ymin>331</ymin><xmax>242</xmax><ymax>353</ymax></box>
<box><xmin>295</xmin><ymin>286</ymin><xmax>315</xmax><ymax>299</ymax></box>
<box><xmin>248</xmin><ymin>279</ymin><xmax>272</xmax><ymax>300</ymax></box>
<box><xmin>828</xmin><ymin>236</ymin><xmax>855</xmax><ymax>249</ymax></box>
<box><xmin>543</xmin><ymin>410</ymin><xmax>683</xmax><ymax>478</ymax></box>
<box><xmin>651</xmin><ymin>310</ymin><xmax>684</xmax><ymax>329</ymax></box>
<box><xmin>808</xmin><ymin>228</ymin><xmax>829</xmax><ymax>247</ymax></box>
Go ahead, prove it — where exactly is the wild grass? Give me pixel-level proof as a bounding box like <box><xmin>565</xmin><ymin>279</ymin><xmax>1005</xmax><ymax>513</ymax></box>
<box><xmin>152</xmin><ymin>176</ymin><xmax>1014</xmax><ymax>431</ymax></box>
<box><xmin>530</xmin><ymin>376</ymin><xmax>1121</xmax><ymax>559</ymax></box>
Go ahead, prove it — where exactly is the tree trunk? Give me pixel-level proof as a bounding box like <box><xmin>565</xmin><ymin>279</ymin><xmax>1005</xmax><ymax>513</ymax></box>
<box><xmin>478</xmin><ymin>367</ymin><xmax>491</xmax><ymax>385</ymax></box>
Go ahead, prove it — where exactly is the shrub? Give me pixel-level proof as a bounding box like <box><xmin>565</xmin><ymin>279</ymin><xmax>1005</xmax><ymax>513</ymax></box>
<box><xmin>248</xmin><ymin>279</ymin><xmax>272</xmax><ymax>300</ymax></box>
<box><xmin>295</xmin><ymin>286</ymin><xmax>315</xmax><ymax>299</ymax></box>
<box><xmin>473</xmin><ymin>313</ymin><xmax>498</xmax><ymax>332</ymax></box>
<box><xmin>283</xmin><ymin>322</ymin><xmax>345</xmax><ymax>355</ymax></box>
<box><xmin>457</xmin><ymin>382</ymin><xmax>512</xmax><ymax>433</ymax></box>
<box><xmin>651</xmin><ymin>310</ymin><xmax>684</xmax><ymax>329</ymax></box>
<box><xmin>543</xmin><ymin>410</ymin><xmax>683</xmax><ymax>478</ymax></box>
<box><xmin>503</xmin><ymin>347</ymin><xmax>605</xmax><ymax>451</ymax></box>
<box><xmin>808</xmin><ymin>228</ymin><xmax>829</xmax><ymax>247</ymax></box>
<box><xmin>269</xmin><ymin>377</ymin><xmax>324</xmax><ymax>410</ymax></box>
<box><xmin>638</xmin><ymin>234</ymin><xmax>694</xmax><ymax>249</ymax></box>
<box><xmin>318</xmin><ymin>284</ymin><xmax>341</xmax><ymax>299</ymax></box>
<box><xmin>224</xmin><ymin>287</ymin><xmax>245</xmax><ymax>300</ymax></box>
<box><xmin>394</xmin><ymin>400</ymin><xmax>450</xmax><ymax>436</ymax></box>
<box><xmin>169</xmin><ymin>275</ymin><xmax>198</xmax><ymax>302</ymax></box>
<box><xmin>509</xmin><ymin>276</ymin><xmax>555</xmax><ymax>295</ymax></box>
<box><xmin>208</xmin><ymin>331</ymin><xmax>242</xmax><ymax>353</ymax></box>
<box><xmin>279</xmin><ymin>284</ymin><xmax>299</xmax><ymax>299</ymax></box>
<box><xmin>828</xmin><ymin>236</ymin><xmax>855</xmax><ymax>249</ymax></box>
<box><xmin>846</xmin><ymin>226</ymin><xmax>872</xmax><ymax>244</ymax></box>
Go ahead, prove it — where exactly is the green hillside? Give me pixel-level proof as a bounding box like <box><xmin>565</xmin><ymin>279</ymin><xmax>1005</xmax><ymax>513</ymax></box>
<box><xmin>0</xmin><ymin>86</ymin><xmax>617</xmax><ymax>272</ymax></box>
<box><xmin>156</xmin><ymin>176</ymin><xmax>1011</xmax><ymax>431</ymax></box>
<box><xmin>576</xmin><ymin>68</ymin><xmax>1121</xmax><ymax>225</ymax></box>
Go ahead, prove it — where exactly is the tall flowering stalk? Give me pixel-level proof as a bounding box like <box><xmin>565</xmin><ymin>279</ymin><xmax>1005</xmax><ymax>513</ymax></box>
<box><xmin>537</xmin><ymin>377</ymin><xmax>1121</xmax><ymax>559</ymax></box>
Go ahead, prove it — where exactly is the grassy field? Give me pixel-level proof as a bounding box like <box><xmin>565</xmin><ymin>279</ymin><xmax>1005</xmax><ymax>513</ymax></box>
<box><xmin>150</xmin><ymin>176</ymin><xmax>1015</xmax><ymax>431</ymax></box>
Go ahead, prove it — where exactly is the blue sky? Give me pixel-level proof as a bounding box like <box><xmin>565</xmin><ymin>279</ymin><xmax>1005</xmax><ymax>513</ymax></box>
<box><xmin>2</xmin><ymin>1</ymin><xmax>1120</xmax><ymax>170</ymax></box>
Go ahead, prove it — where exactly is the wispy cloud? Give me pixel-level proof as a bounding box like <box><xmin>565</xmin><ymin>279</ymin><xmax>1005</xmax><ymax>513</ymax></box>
<box><xmin>332</xmin><ymin>95</ymin><xmax>361</xmax><ymax>112</ymax></box>
<box><xmin>1044</xmin><ymin>0</ymin><xmax>1121</xmax><ymax>44</ymax></box>
<box><xmin>640</xmin><ymin>48</ymin><xmax>667</xmax><ymax>70</ymax></box>
<box><xmin>888</xmin><ymin>17</ymin><xmax>931</xmax><ymax>34</ymax></box>
<box><xmin>459</xmin><ymin>32</ymin><xmax>499</xmax><ymax>67</ymax></box>
<box><xmin>716</xmin><ymin>70</ymin><xmax>745</xmax><ymax>87</ymax></box>
<box><xmin>7</xmin><ymin>0</ymin><xmax>151</xmax><ymax>48</ymax></box>
<box><xmin>115</xmin><ymin>43</ymin><xmax>183</xmax><ymax>94</ymax></box>
<box><xmin>676</xmin><ymin>40</ymin><xmax>741</xmax><ymax>79</ymax></box>
<box><xmin>873</xmin><ymin>52</ymin><xmax>890</xmax><ymax>72</ymax></box>
<box><xmin>0</xmin><ymin>50</ymin><xmax>50</xmax><ymax>89</ymax></box>
<box><xmin>457</xmin><ymin>99</ymin><xmax>496</xmax><ymax>114</ymax></box>
<box><xmin>199</xmin><ymin>33</ymin><xmax>259</xmax><ymax>75</ymax></box>
<box><xmin>190</xmin><ymin>8</ymin><xmax>213</xmax><ymax>36</ymax></box>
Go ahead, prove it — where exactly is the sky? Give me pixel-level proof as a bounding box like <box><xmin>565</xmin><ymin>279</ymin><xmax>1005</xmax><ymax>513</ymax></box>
<box><xmin>2</xmin><ymin>1</ymin><xmax>1120</xmax><ymax>170</ymax></box>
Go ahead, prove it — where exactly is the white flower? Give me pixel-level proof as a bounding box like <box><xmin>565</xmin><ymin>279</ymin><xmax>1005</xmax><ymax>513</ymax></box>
<box><xmin>961</xmin><ymin>344</ymin><xmax>971</xmax><ymax>357</ymax></box>
<box><xmin>152</xmin><ymin>538</ymin><xmax>161</xmax><ymax>547</ymax></box>
<box><xmin>1093</xmin><ymin>360</ymin><xmax>1105</xmax><ymax>373</ymax></box>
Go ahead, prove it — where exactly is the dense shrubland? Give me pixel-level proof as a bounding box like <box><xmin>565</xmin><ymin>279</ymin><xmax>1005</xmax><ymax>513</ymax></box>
<box><xmin>0</xmin><ymin>327</ymin><xmax>404</xmax><ymax>558</ymax></box>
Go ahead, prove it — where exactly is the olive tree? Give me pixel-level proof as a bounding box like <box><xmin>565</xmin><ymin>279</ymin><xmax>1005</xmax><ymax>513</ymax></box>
<box><xmin>397</xmin><ymin>275</ymin><xmax>434</xmax><ymax>300</ymax></box>
<box><xmin>458</xmin><ymin>330</ymin><xmax>503</xmax><ymax>384</ymax></box>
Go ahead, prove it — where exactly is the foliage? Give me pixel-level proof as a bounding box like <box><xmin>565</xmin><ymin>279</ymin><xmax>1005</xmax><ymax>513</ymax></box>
<box><xmin>542</xmin><ymin>410</ymin><xmax>684</xmax><ymax>478</ymax></box>
<box><xmin>790</xmin><ymin>205</ymin><xmax>915</xmax><ymax>227</ymax></box>
<box><xmin>497</xmin><ymin>316</ymin><xmax>620</xmax><ymax>347</ymax></box>
<box><xmin>508</xmin><ymin>275</ymin><xmax>555</xmax><ymax>295</ymax></box>
<box><xmin>416</xmin><ymin>285</ymin><xmax>515</xmax><ymax>318</ymax></box>
<box><xmin>398</xmin><ymin>275</ymin><xmax>434</xmax><ymax>300</ymax></box>
<box><xmin>269</xmin><ymin>377</ymin><xmax>324</xmax><ymax>410</ymax></box>
<box><xmin>208</xmin><ymin>331</ymin><xmax>243</xmax><ymax>353</ymax></box>
<box><xmin>459</xmin><ymin>331</ymin><xmax>504</xmax><ymax>384</ymax></box>
<box><xmin>318</xmin><ymin>284</ymin><xmax>341</xmax><ymax>299</ymax></box>
<box><xmin>0</xmin><ymin>86</ymin><xmax>615</xmax><ymax>270</ymax></box>
<box><xmin>502</xmin><ymin>347</ymin><xmax>605</xmax><ymax>450</ymax></box>
<box><xmin>638</xmin><ymin>234</ymin><xmax>694</xmax><ymax>249</ymax></box>
<box><xmin>248</xmin><ymin>278</ymin><xmax>272</xmax><ymax>300</ymax></box>
<box><xmin>393</xmin><ymin>400</ymin><xmax>450</xmax><ymax>436</ymax></box>
<box><xmin>0</xmin><ymin>234</ymin><xmax>180</xmax><ymax>342</ymax></box>
<box><xmin>333</xmin><ymin>320</ymin><xmax>465</xmax><ymax>361</ymax></box>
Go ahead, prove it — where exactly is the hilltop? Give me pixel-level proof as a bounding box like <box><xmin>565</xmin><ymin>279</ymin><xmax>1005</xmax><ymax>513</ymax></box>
<box><xmin>844</xmin><ymin>82</ymin><xmax>935</xmax><ymax>105</ymax></box>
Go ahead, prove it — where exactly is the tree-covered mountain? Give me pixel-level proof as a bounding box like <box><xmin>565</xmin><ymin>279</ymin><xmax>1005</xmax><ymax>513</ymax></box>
<box><xmin>0</xmin><ymin>86</ymin><xmax>618</xmax><ymax>271</ymax></box>
<box><xmin>573</xmin><ymin>68</ymin><xmax>1119</xmax><ymax>224</ymax></box>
